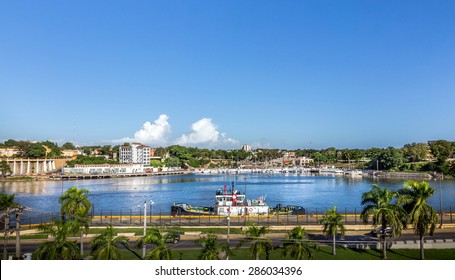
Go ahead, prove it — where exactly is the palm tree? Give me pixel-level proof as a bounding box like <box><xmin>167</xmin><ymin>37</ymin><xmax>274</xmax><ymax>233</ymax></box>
<box><xmin>194</xmin><ymin>233</ymin><xmax>232</xmax><ymax>260</ymax></box>
<box><xmin>237</xmin><ymin>223</ymin><xmax>273</xmax><ymax>260</ymax></box>
<box><xmin>361</xmin><ymin>184</ymin><xmax>408</xmax><ymax>260</ymax></box>
<box><xmin>1</xmin><ymin>193</ymin><xmax>21</xmax><ymax>260</ymax></box>
<box><xmin>33</xmin><ymin>220</ymin><xmax>80</xmax><ymax>260</ymax></box>
<box><xmin>90</xmin><ymin>224</ymin><xmax>139</xmax><ymax>260</ymax></box>
<box><xmin>282</xmin><ymin>226</ymin><xmax>318</xmax><ymax>260</ymax></box>
<box><xmin>319</xmin><ymin>206</ymin><xmax>345</xmax><ymax>256</ymax></box>
<box><xmin>59</xmin><ymin>186</ymin><xmax>91</xmax><ymax>257</ymax></box>
<box><xmin>136</xmin><ymin>225</ymin><xmax>175</xmax><ymax>260</ymax></box>
<box><xmin>399</xmin><ymin>180</ymin><xmax>438</xmax><ymax>260</ymax></box>
<box><xmin>0</xmin><ymin>194</ymin><xmax>19</xmax><ymax>210</ymax></box>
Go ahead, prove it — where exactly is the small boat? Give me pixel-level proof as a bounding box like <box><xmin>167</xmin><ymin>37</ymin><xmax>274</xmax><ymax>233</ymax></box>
<box><xmin>171</xmin><ymin>203</ymin><xmax>213</xmax><ymax>216</ymax></box>
<box><xmin>271</xmin><ymin>203</ymin><xmax>306</xmax><ymax>215</ymax></box>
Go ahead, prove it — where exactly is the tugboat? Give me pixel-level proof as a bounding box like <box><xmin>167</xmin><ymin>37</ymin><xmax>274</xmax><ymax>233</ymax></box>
<box><xmin>171</xmin><ymin>182</ymin><xmax>269</xmax><ymax>216</ymax></box>
<box><xmin>213</xmin><ymin>183</ymin><xmax>269</xmax><ymax>216</ymax></box>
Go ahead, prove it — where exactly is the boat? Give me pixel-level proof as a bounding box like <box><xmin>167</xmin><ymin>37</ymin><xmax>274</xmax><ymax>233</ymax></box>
<box><xmin>214</xmin><ymin>183</ymin><xmax>269</xmax><ymax>216</ymax></box>
<box><xmin>171</xmin><ymin>182</ymin><xmax>270</xmax><ymax>216</ymax></box>
<box><xmin>271</xmin><ymin>204</ymin><xmax>306</xmax><ymax>215</ymax></box>
<box><xmin>171</xmin><ymin>203</ymin><xmax>214</xmax><ymax>216</ymax></box>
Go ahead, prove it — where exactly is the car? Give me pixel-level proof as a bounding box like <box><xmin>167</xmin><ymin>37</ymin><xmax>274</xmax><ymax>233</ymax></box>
<box><xmin>165</xmin><ymin>231</ymin><xmax>181</xmax><ymax>243</ymax></box>
<box><xmin>371</xmin><ymin>226</ymin><xmax>392</xmax><ymax>237</ymax></box>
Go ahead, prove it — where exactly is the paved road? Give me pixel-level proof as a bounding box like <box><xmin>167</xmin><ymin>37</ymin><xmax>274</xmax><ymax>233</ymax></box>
<box><xmin>11</xmin><ymin>228</ymin><xmax>455</xmax><ymax>257</ymax></box>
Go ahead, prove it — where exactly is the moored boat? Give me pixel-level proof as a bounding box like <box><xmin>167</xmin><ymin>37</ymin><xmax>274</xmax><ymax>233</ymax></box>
<box><xmin>171</xmin><ymin>203</ymin><xmax>213</xmax><ymax>216</ymax></box>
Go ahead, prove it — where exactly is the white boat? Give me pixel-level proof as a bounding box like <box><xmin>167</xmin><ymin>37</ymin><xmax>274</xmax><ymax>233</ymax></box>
<box><xmin>214</xmin><ymin>184</ymin><xmax>269</xmax><ymax>216</ymax></box>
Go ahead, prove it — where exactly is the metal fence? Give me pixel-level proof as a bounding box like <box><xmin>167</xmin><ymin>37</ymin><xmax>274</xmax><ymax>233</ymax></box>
<box><xmin>14</xmin><ymin>206</ymin><xmax>455</xmax><ymax>229</ymax></box>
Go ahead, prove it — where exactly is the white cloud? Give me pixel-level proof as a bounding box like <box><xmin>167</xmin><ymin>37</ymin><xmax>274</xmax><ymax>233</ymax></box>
<box><xmin>115</xmin><ymin>114</ymin><xmax>171</xmax><ymax>146</ymax></box>
<box><xmin>176</xmin><ymin>118</ymin><xmax>238</xmax><ymax>147</ymax></box>
<box><xmin>113</xmin><ymin>115</ymin><xmax>238</xmax><ymax>148</ymax></box>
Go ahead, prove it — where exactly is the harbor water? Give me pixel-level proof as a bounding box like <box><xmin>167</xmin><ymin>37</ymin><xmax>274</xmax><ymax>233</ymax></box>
<box><xmin>1</xmin><ymin>174</ymin><xmax>454</xmax><ymax>216</ymax></box>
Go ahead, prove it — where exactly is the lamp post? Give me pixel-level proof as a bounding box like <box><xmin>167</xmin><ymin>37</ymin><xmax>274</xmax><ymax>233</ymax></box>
<box><xmin>439</xmin><ymin>173</ymin><xmax>443</xmax><ymax>228</ymax></box>
<box><xmin>149</xmin><ymin>200</ymin><xmax>155</xmax><ymax>224</ymax></box>
<box><xmin>226</xmin><ymin>206</ymin><xmax>231</xmax><ymax>260</ymax></box>
<box><xmin>142</xmin><ymin>201</ymin><xmax>147</xmax><ymax>259</ymax></box>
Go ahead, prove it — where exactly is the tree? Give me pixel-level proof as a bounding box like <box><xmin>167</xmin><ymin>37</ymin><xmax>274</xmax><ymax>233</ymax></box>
<box><xmin>90</xmin><ymin>224</ymin><xmax>138</xmax><ymax>260</ymax></box>
<box><xmin>0</xmin><ymin>194</ymin><xmax>19</xmax><ymax>210</ymax></box>
<box><xmin>59</xmin><ymin>186</ymin><xmax>91</xmax><ymax>257</ymax></box>
<box><xmin>360</xmin><ymin>184</ymin><xmax>407</xmax><ymax>259</ymax></box>
<box><xmin>429</xmin><ymin>140</ymin><xmax>452</xmax><ymax>164</ymax></box>
<box><xmin>237</xmin><ymin>223</ymin><xmax>273</xmax><ymax>260</ymax></box>
<box><xmin>403</xmin><ymin>143</ymin><xmax>429</xmax><ymax>163</ymax></box>
<box><xmin>282</xmin><ymin>226</ymin><xmax>318</xmax><ymax>260</ymax></box>
<box><xmin>194</xmin><ymin>233</ymin><xmax>232</xmax><ymax>260</ymax></box>
<box><xmin>33</xmin><ymin>220</ymin><xmax>80</xmax><ymax>260</ymax></box>
<box><xmin>62</xmin><ymin>142</ymin><xmax>76</xmax><ymax>150</ymax></box>
<box><xmin>136</xmin><ymin>225</ymin><xmax>174</xmax><ymax>260</ymax></box>
<box><xmin>0</xmin><ymin>161</ymin><xmax>11</xmax><ymax>178</ymax></box>
<box><xmin>25</xmin><ymin>143</ymin><xmax>46</xmax><ymax>158</ymax></box>
<box><xmin>319</xmin><ymin>206</ymin><xmax>345</xmax><ymax>256</ymax></box>
<box><xmin>399</xmin><ymin>180</ymin><xmax>438</xmax><ymax>260</ymax></box>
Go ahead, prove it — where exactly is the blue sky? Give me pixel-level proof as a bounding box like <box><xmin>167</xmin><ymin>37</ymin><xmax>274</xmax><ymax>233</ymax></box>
<box><xmin>1</xmin><ymin>1</ymin><xmax>454</xmax><ymax>149</ymax></box>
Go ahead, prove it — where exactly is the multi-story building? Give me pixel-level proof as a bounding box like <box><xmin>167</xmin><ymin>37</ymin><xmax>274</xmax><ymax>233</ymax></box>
<box><xmin>119</xmin><ymin>143</ymin><xmax>151</xmax><ymax>166</ymax></box>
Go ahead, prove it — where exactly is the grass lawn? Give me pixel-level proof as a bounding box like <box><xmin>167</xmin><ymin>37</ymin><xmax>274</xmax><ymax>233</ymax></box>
<box><xmin>118</xmin><ymin>246</ymin><xmax>455</xmax><ymax>260</ymax></box>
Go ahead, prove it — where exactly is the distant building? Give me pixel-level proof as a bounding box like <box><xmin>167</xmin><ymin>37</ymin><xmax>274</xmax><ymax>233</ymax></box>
<box><xmin>61</xmin><ymin>149</ymin><xmax>80</xmax><ymax>158</ymax></box>
<box><xmin>64</xmin><ymin>164</ymin><xmax>146</xmax><ymax>174</ymax></box>
<box><xmin>241</xmin><ymin>144</ymin><xmax>252</xmax><ymax>152</ymax></box>
<box><xmin>119</xmin><ymin>143</ymin><xmax>151</xmax><ymax>166</ymax></box>
<box><xmin>295</xmin><ymin>157</ymin><xmax>314</xmax><ymax>166</ymax></box>
<box><xmin>0</xmin><ymin>147</ymin><xmax>20</xmax><ymax>158</ymax></box>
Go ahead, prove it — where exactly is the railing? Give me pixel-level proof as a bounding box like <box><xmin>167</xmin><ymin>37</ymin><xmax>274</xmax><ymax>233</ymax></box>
<box><xmin>13</xmin><ymin>206</ymin><xmax>455</xmax><ymax>229</ymax></box>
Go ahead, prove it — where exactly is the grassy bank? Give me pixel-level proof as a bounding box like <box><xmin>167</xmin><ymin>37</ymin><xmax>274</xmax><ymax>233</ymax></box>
<box><xmin>118</xmin><ymin>247</ymin><xmax>455</xmax><ymax>260</ymax></box>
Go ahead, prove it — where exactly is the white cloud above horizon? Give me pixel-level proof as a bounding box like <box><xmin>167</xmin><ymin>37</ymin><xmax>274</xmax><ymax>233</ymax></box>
<box><xmin>112</xmin><ymin>115</ymin><xmax>239</xmax><ymax>148</ymax></box>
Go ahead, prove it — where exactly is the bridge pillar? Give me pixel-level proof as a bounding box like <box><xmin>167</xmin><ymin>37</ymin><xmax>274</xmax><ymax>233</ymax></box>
<box><xmin>27</xmin><ymin>160</ymin><xmax>30</xmax><ymax>174</ymax></box>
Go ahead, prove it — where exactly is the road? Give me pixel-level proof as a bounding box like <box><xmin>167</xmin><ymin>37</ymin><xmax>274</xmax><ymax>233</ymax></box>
<box><xmin>11</xmin><ymin>228</ymin><xmax>455</xmax><ymax>257</ymax></box>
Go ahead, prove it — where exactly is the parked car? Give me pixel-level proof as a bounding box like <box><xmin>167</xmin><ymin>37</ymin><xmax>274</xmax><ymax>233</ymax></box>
<box><xmin>165</xmin><ymin>231</ymin><xmax>181</xmax><ymax>243</ymax></box>
<box><xmin>371</xmin><ymin>226</ymin><xmax>392</xmax><ymax>237</ymax></box>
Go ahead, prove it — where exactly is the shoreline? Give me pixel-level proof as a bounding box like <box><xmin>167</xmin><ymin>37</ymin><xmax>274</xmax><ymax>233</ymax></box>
<box><xmin>0</xmin><ymin>169</ymin><xmax>450</xmax><ymax>182</ymax></box>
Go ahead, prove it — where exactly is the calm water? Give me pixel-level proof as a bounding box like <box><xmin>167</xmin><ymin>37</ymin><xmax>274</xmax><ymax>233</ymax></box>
<box><xmin>1</xmin><ymin>174</ymin><xmax>454</xmax><ymax>214</ymax></box>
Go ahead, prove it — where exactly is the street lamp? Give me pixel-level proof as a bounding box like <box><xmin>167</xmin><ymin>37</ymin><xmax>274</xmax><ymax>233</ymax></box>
<box><xmin>138</xmin><ymin>201</ymin><xmax>147</xmax><ymax>259</ymax></box>
<box><xmin>149</xmin><ymin>200</ymin><xmax>155</xmax><ymax>224</ymax></box>
<box><xmin>226</xmin><ymin>206</ymin><xmax>231</xmax><ymax>260</ymax></box>
<box><xmin>439</xmin><ymin>173</ymin><xmax>444</xmax><ymax>228</ymax></box>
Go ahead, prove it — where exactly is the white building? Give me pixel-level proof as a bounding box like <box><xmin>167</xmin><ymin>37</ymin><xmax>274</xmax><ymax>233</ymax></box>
<box><xmin>119</xmin><ymin>143</ymin><xmax>151</xmax><ymax>166</ymax></box>
<box><xmin>64</xmin><ymin>164</ymin><xmax>145</xmax><ymax>174</ymax></box>
<box><xmin>241</xmin><ymin>144</ymin><xmax>252</xmax><ymax>152</ymax></box>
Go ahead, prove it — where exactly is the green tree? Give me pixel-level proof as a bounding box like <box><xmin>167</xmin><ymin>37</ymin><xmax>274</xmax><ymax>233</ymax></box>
<box><xmin>194</xmin><ymin>233</ymin><xmax>232</xmax><ymax>260</ymax></box>
<box><xmin>237</xmin><ymin>223</ymin><xmax>273</xmax><ymax>260</ymax></box>
<box><xmin>90</xmin><ymin>224</ymin><xmax>139</xmax><ymax>260</ymax></box>
<box><xmin>429</xmin><ymin>140</ymin><xmax>452</xmax><ymax>164</ymax></box>
<box><xmin>0</xmin><ymin>161</ymin><xmax>11</xmax><ymax>178</ymax></box>
<box><xmin>360</xmin><ymin>184</ymin><xmax>408</xmax><ymax>259</ymax></box>
<box><xmin>62</xmin><ymin>142</ymin><xmax>76</xmax><ymax>150</ymax></box>
<box><xmin>403</xmin><ymin>143</ymin><xmax>429</xmax><ymax>163</ymax></box>
<box><xmin>136</xmin><ymin>226</ymin><xmax>175</xmax><ymax>260</ymax></box>
<box><xmin>319</xmin><ymin>206</ymin><xmax>345</xmax><ymax>256</ymax></box>
<box><xmin>399</xmin><ymin>180</ymin><xmax>438</xmax><ymax>260</ymax></box>
<box><xmin>0</xmin><ymin>194</ymin><xmax>19</xmax><ymax>210</ymax></box>
<box><xmin>33</xmin><ymin>220</ymin><xmax>80</xmax><ymax>260</ymax></box>
<box><xmin>59</xmin><ymin>186</ymin><xmax>91</xmax><ymax>257</ymax></box>
<box><xmin>282</xmin><ymin>226</ymin><xmax>318</xmax><ymax>260</ymax></box>
<box><xmin>26</xmin><ymin>143</ymin><xmax>46</xmax><ymax>158</ymax></box>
